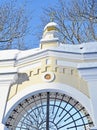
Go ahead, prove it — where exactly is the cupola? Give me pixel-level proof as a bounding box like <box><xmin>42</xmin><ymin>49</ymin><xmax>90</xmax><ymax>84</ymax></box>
<box><xmin>40</xmin><ymin>22</ymin><xmax>60</xmax><ymax>49</ymax></box>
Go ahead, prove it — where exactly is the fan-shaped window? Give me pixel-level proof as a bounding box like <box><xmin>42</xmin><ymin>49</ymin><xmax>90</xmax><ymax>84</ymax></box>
<box><xmin>6</xmin><ymin>92</ymin><xmax>94</xmax><ymax>130</ymax></box>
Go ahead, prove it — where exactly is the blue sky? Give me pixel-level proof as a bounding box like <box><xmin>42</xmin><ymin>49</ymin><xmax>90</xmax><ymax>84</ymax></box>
<box><xmin>0</xmin><ymin>0</ymin><xmax>58</xmax><ymax>49</ymax></box>
<box><xmin>23</xmin><ymin>0</ymin><xmax>59</xmax><ymax>49</ymax></box>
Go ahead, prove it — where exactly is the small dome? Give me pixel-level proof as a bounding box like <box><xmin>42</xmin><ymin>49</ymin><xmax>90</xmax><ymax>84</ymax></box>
<box><xmin>40</xmin><ymin>21</ymin><xmax>60</xmax><ymax>49</ymax></box>
<box><xmin>44</xmin><ymin>22</ymin><xmax>59</xmax><ymax>31</ymax></box>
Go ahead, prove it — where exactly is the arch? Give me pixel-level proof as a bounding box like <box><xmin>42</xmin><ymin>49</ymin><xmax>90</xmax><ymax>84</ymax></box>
<box><xmin>5</xmin><ymin>92</ymin><xmax>94</xmax><ymax>129</ymax></box>
<box><xmin>3</xmin><ymin>83</ymin><xmax>93</xmax><ymax>125</ymax></box>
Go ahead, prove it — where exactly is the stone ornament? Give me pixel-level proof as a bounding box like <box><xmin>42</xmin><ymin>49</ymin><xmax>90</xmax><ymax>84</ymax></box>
<box><xmin>42</xmin><ymin>72</ymin><xmax>55</xmax><ymax>82</ymax></box>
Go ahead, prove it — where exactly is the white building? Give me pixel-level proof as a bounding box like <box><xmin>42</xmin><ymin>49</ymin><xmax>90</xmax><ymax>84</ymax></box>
<box><xmin>0</xmin><ymin>22</ymin><xmax>97</xmax><ymax>130</ymax></box>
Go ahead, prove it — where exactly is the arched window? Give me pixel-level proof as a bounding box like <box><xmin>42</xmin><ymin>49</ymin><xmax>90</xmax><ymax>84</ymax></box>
<box><xmin>6</xmin><ymin>92</ymin><xmax>94</xmax><ymax>130</ymax></box>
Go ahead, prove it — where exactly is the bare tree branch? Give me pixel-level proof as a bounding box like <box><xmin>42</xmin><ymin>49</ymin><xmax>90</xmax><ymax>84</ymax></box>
<box><xmin>0</xmin><ymin>0</ymin><xmax>29</xmax><ymax>49</ymax></box>
<box><xmin>41</xmin><ymin>0</ymin><xmax>97</xmax><ymax>44</ymax></box>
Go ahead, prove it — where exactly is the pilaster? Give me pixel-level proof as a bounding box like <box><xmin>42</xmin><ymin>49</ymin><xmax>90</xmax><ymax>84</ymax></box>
<box><xmin>0</xmin><ymin>72</ymin><xmax>17</xmax><ymax>128</ymax></box>
<box><xmin>78</xmin><ymin>68</ymin><xmax>97</xmax><ymax>129</ymax></box>
<box><xmin>88</xmin><ymin>80</ymin><xmax>97</xmax><ymax>129</ymax></box>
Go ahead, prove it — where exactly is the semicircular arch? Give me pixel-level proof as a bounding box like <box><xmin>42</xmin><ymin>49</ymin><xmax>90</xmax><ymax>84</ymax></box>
<box><xmin>3</xmin><ymin>83</ymin><xmax>94</xmax><ymax>128</ymax></box>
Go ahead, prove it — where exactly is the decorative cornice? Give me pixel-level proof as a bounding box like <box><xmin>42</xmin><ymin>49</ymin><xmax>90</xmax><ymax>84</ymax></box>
<box><xmin>78</xmin><ymin>67</ymin><xmax>97</xmax><ymax>82</ymax></box>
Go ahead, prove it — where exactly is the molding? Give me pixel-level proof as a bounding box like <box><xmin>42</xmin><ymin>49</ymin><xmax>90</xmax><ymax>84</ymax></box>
<box><xmin>0</xmin><ymin>60</ymin><xmax>16</xmax><ymax>67</ymax></box>
<box><xmin>3</xmin><ymin>83</ymin><xmax>92</xmax><ymax>124</ymax></box>
<box><xmin>18</xmin><ymin>62</ymin><xmax>41</xmax><ymax>72</ymax></box>
<box><xmin>40</xmin><ymin>38</ymin><xmax>59</xmax><ymax>43</ymax></box>
<box><xmin>78</xmin><ymin>68</ymin><xmax>97</xmax><ymax>81</ymax></box>
<box><xmin>1</xmin><ymin>49</ymin><xmax>97</xmax><ymax>71</ymax></box>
